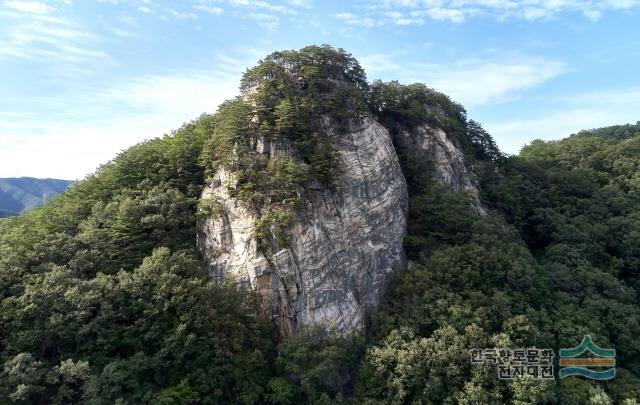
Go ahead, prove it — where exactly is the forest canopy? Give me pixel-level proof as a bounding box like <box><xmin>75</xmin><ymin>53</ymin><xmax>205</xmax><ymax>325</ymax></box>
<box><xmin>1</xmin><ymin>46</ymin><xmax>639</xmax><ymax>404</ymax></box>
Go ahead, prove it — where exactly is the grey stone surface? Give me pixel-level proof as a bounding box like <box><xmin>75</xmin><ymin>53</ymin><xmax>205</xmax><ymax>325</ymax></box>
<box><xmin>198</xmin><ymin>116</ymin><xmax>408</xmax><ymax>334</ymax></box>
<box><xmin>393</xmin><ymin>124</ymin><xmax>486</xmax><ymax>215</ymax></box>
<box><xmin>197</xmin><ymin>115</ymin><xmax>484</xmax><ymax>335</ymax></box>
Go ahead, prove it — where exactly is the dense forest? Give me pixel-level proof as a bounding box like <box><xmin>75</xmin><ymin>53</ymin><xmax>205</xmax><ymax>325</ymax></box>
<box><xmin>1</xmin><ymin>46</ymin><xmax>639</xmax><ymax>404</ymax></box>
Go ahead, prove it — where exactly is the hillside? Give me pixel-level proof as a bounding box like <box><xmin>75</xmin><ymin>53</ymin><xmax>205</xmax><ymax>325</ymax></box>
<box><xmin>0</xmin><ymin>177</ymin><xmax>73</xmax><ymax>217</ymax></box>
<box><xmin>0</xmin><ymin>46</ymin><xmax>638</xmax><ymax>404</ymax></box>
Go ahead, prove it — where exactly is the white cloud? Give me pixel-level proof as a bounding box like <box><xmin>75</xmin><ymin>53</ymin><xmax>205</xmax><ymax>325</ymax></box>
<box><xmin>3</xmin><ymin>1</ymin><xmax>54</xmax><ymax>14</ymax></box>
<box><xmin>605</xmin><ymin>0</ymin><xmax>639</xmax><ymax>9</ymax></box>
<box><xmin>486</xmin><ymin>109</ymin><xmax>638</xmax><ymax>154</ymax></box>
<box><xmin>95</xmin><ymin>0</ymin><xmax>306</xmax><ymax>23</ymax></box>
<box><xmin>335</xmin><ymin>12</ymin><xmax>353</xmax><ymax>18</ymax></box>
<box><xmin>563</xmin><ymin>88</ymin><xmax>640</xmax><ymax>105</ymax></box>
<box><xmin>358</xmin><ymin>53</ymin><xmax>402</xmax><ymax>71</ymax></box>
<box><xmin>193</xmin><ymin>4</ymin><xmax>224</xmax><ymax>15</ymax></box>
<box><xmin>418</xmin><ymin>7</ymin><xmax>466</xmax><ymax>22</ymax></box>
<box><xmin>583</xmin><ymin>9</ymin><xmax>603</xmax><ymax>20</ymax></box>
<box><xmin>0</xmin><ymin>10</ymin><xmax>112</xmax><ymax>65</ymax></box>
<box><xmin>0</xmin><ymin>50</ymin><xmax>267</xmax><ymax>178</ymax></box>
<box><xmin>340</xmin><ymin>0</ymin><xmax>640</xmax><ymax>26</ymax></box>
<box><xmin>336</xmin><ymin>12</ymin><xmax>382</xmax><ymax>27</ymax></box>
<box><xmin>0</xmin><ymin>120</ymin><xmax>165</xmax><ymax>180</ymax></box>
<box><xmin>247</xmin><ymin>12</ymin><xmax>280</xmax><ymax>29</ymax></box>
<box><xmin>286</xmin><ymin>0</ymin><xmax>311</xmax><ymax>7</ymax></box>
<box><xmin>228</xmin><ymin>0</ymin><xmax>298</xmax><ymax>14</ymax></box>
<box><xmin>395</xmin><ymin>17</ymin><xmax>419</xmax><ymax>24</ymax></box>
<box><xmin>0</xmin><ymin>72</ymin><xmax>238</xmax><ymax>179</ymax></box>
<box><xmin>522</xmin><ymin>7</ymin><xmax>549</xmax><ymax>20</ymax></box>
<box><xmin>484</xmin><ymin>88</ymin><xmax>640</xmax><ymax>154</ymax></box>
<box><xmin>167</xmin><ymin>8</ymin><xmax>198</xmax><ymax>19</ymax></box>
<box><xmin>188</xmin><ymin>0</ymin><xmax>309</xmax><ymax>27</ymax></box>
<box><xmin>112</xmin><ymin>27</ymin><xmax>136</xmax><ymax>37</ymax></box>
<box><xmin>430</xmin><ymin>59</ymin><xmax>566</xmax><ymax>105</ymax></box>
<box><xmin>360</xmin><ymin>53</ymin><xmax>566</xmax><ymax>106</ymax></box>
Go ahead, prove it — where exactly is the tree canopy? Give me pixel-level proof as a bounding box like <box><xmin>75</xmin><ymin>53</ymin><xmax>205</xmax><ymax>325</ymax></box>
<box><xmin>1</xmin><ymin>47</ymin><xmax>639</xmax><ymax>404</ymax></box>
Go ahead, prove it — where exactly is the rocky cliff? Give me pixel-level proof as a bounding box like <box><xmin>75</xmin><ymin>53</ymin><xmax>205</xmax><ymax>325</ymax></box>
<box><xmin>197</xmin><ymin>117</ymin><xmax>485</xmax><ymax>335</ymax></box>
<box><xmin>393</xmin><ymin>124</ymin><xmax>486</xmax><ymax>215</ymax></box>
<box><xmin>196</xmin><ymin>46</ymin><xmax>486</xmax><ymax>335</ymax></box>
<box><xmin>198</xmin><ymin>116</ymin><xmax>408</xmax><ymax>335</ymax></box>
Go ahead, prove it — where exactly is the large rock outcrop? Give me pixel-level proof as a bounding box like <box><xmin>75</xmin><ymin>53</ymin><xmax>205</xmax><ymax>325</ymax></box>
<box><xmin>393</xmin><ymin>124</ymin><xmax>486</xmax><ymax>215</ymax></box>
<box><xmin>198</xmin><ymin>109</ymin><xmax>486</xmax><ymax>336</ymax></box>
<box><xmin>197</xmin><ymin>116</ymin><xmax>408</xmax><ymax>335</ymax></box>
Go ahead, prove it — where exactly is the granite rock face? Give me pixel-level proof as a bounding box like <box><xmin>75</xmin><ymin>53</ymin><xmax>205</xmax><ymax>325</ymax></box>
<box><xmin>198</xmin><ymin>116</ymin><xmax>408</xmax><ymax>335</ymax></box>
<box><xmin>393</xmin><ymin>124</ymin><xmax>486</xmax><ymax>215</ymax></box>
<box><xmin>198</xmin><ymin>111</ymin><xmax>486</xmax><ymax>335</ymax></box>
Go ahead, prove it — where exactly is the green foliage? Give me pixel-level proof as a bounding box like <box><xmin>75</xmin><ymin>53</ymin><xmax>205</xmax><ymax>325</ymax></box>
<box><xmin>367</xmin><ymin>80</ymin><xmax>473</xmax><ymax>154</ymax></box>
<box><xmin>367</xmin><ymin>80</ymin><xmax>502</xmax><ymax>171</ymax></box>
<box><xmin>200</xmin><ymin>45</ymin><xmax>366</xmax><ymax>247</ymax></box>
<box><xmin>353</xmin><ymin>213</ymin><xmax>555</xmax><ymax>403</ymax></box>
<box><xmin>350</xmin><ymin>120</ymin><xmax>640</xmax><ymax>403</ymax></box>
<box><xmin>368</xmin><ymin>81</ymin><xmax>465</xmax><ymax>128</ymax></box>
<box><xmin>402</xmin><ymin>155</ymin><xmax>477</xmax><ymax>259</ymax></box>
<box><xmin>273</xmin><ymin>326</ymin><xmax>365</xmax><ymax>404</ymax></box>
<box><xmin>467</xmin><ymin>119</ymin><xmax>505</xmax><ymax>162</ymax></box>
<box><xmin>0</xmin><ymin>120</ymin><xmax>278</xmax><ymax>404</ymax></box>
<box><xmin>0</xmin><ymin>247</ymin><xmax>276</xmax><ymax>404</ymax></box>
<box><xmin>241</xmin><ymin>45</ymin><xmax>367</xmax><ymax>93</ymax></box>
<box><xmin>229</xmin><ymin>157</ymin><xmax>309</xmax><ymax>251</ymax></box>
<box><xmin>254</xmin><ymin>207</ymin><xmax>296</xmax><ymax>251</ymax></box>
<box><xmin>357</xmin><ymin>325</ymin><xmax>479</xmax><ymax>404</ymax></box>
<box><xmin>196</xmin><ymin>196</ymin><xmax>224</xmax><ymax>219</ymax></box>
<box><xmin>2</xmin><ymin>46</ymin><xmax>640</xmax><ymax>404</ymax></box>
<box><xmin>481</xmin><ymin>126</ymin><xmax>640</xmax><ymax>401</ymax></box>
<box><xmin>200</xmin><ymin>98</ymin><xmax>254</xmax><ymax>176</ymax></box>
<box><xmin>154</xmin><ymin>379</ymin><xmax>200</xmax><ymax>405</ymax></box>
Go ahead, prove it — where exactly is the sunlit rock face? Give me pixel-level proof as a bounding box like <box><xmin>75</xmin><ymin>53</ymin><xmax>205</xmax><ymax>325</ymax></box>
<box><xmin>198</xmin><ymin>116</ymin><xmax>408</xmax><ymax>335</ymax></box>
<box><xmin>197</xmin><ymin>107</ymin><xmax>487</xmax><ymax>335</ymax></box>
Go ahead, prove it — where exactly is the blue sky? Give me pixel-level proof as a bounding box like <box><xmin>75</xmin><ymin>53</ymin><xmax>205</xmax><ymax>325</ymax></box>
<box><xmin>1</xmin><ymin>0</ymin><xmax>640</xmax><ymax>179</ymax></box>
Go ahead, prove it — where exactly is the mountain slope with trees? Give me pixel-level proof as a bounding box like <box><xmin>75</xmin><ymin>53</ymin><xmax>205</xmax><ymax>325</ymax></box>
<box><xmin>0</xmin><ymin>46</ymin><xmax>638</xmax><ymax>404</ymax></box>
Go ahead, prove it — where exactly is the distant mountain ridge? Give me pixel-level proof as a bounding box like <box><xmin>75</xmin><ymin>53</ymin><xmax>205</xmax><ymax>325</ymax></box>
<box><xmin>0</xmin><ymin>177</ymin><xmax>73</xmax><ymax>217</ymax></box>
